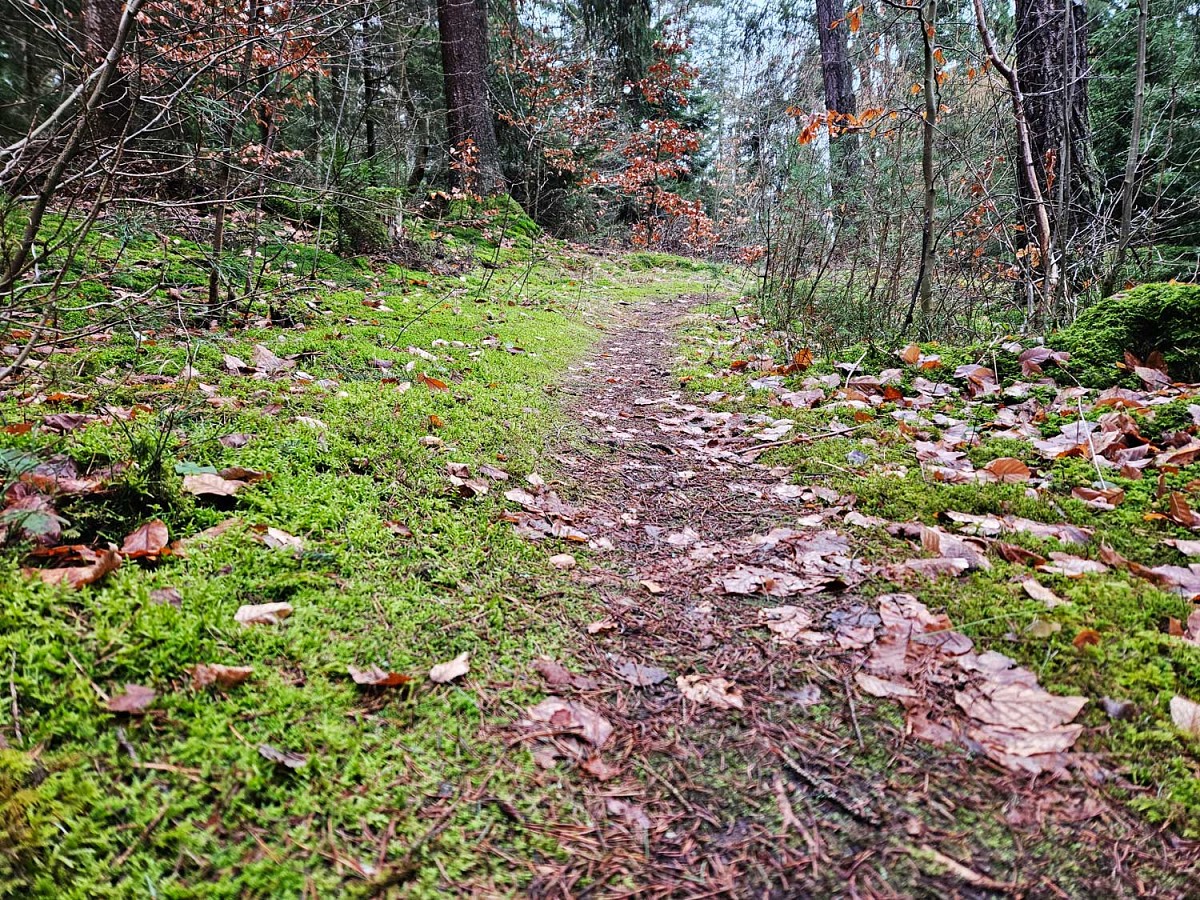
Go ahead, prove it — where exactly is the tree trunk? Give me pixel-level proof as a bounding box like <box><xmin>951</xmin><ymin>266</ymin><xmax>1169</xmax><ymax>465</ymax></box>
<box><xmin>1102</xmin><ymin>0</ymin><xmax>1147</xmax><ymax>297</ymax></box>
<box><xmin>1014</xmin><ymin>0</ymin><xmax>1093</xmax><ymax>241</ymax></box>
<box><xmin>82</xmin><ymin>0</ymin><xmax>133</xmax><ymax>136</ymax></box>
<box><xmin>815</xmin><ymin>0</ymin><xmax>858</xmax><ymax>195</ymax></box>
<box><xmin>436</xmin><ymin>0</ymin><xmax>503</xmax><ymax>195</ymax></box>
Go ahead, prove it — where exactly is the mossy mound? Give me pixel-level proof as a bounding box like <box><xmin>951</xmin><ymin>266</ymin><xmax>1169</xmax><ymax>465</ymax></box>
<box><xmin>1054</xmin><ymin>282</ymin><xmax>1200</xmax><ymax>386</ymax></box>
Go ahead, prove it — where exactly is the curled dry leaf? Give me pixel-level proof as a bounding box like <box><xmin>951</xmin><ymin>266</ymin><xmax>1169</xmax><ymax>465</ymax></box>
<box><xmin>234</xmin><ymin>601</ymin><xmax>293</xmax><ymax>626</ymax></box>
<box><xmin>191</xmin><ymin>663</ymin><xmax>254</xmax><ymax>690</ymax></box>
<box><xmin>251</xmin><ymin>525</ymin><xmax>303</xmax><ymax>552</ymax></box>
<box><xmin>855</xmin><ymin>672</ymin><xmax>918</xmax><ymax>699</ymax></box>
<box><xmin>548</xmin><ymin>553</ymin><xmax>576</xmax><ymax>570</ymax></box>
<box><xmin>429</xmin><ymin>651</ymin><xmax>470</xmax><ymax>683</ymax></box>
<box><xmin>121</xmin><ymin>519</ymin><xmax>169</xmax><ymax>559</ymax></box>
<box><xmin>106</xmin><ymin>683</ymin><xmax>156</xmax><ymax>714</ymax></box>
<box><xmin>26</xmin><ymin>546</ymin><xmax>121</xmax><ymax>590</ymax></box>
<box><xmin>348</xmin><ymin>665</ymin><xmax>412</xmax><ymax>687</ymax></box>
<box><xmin>677</xmin><ymin>674</ymin><xmax>744</xmax><ymax>710</ymax></box>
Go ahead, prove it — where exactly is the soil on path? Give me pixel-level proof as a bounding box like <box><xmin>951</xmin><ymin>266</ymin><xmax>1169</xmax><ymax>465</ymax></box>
<box><xmin>510</xmin><ymin>293</ymin><xmax>1194</xmax><ymax>898</ymax></box>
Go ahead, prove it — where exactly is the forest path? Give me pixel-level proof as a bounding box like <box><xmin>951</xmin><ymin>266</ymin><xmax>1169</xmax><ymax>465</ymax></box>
<box><xmin>508</xmin><ymin>291</ymin><xmax>1190</xmax><ymax>898</ymax></box>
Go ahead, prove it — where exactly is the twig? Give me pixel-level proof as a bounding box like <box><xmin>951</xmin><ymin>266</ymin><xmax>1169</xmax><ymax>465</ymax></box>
<box><xmin>112</xmin><ymin>801</ymin><xmax>171</xmax><ymax>868</ymax></box>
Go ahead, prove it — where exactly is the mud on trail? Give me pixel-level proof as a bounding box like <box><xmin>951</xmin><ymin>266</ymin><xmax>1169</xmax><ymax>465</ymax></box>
<box><xmin>505</xmin><ymin>293</ymin><xmax>1195</xmax><ymax>898</ymax></box>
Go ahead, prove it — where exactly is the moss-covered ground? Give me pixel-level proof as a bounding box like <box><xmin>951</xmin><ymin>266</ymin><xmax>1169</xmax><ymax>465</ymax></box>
<box><xmin>674</xmin><ymin>296</ymin><xmax>1200</xmax><ymax>841</ymax></box>
<box><xmin>0</xmin><ymin>208</ymin><xmax>728</xmax><ymax>897</ymax></box>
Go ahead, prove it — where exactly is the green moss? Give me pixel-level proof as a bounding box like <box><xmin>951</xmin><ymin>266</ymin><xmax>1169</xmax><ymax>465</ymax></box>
<box><xmin>1055</xmin><ymin>282</ymin><xmax>1200</xmax><ymax>385</ymax></box>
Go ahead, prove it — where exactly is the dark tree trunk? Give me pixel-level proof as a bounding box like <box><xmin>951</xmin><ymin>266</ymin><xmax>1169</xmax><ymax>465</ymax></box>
<box><xmin>82</xmin><ymin>0</ymin><xmax>133</xmax><ymax>136</ymax></box>
<box><xmin>815</xmin><ymin>0</ymin><xmax>858</xmax><ymax>194</ymax></box>
<box><xmin>436</xmin><ymin>0</ymin><xmax>503</xmax><ymax>195</ymax></box>
<box><xmin>1015</xmin><ymin>0</ymin><xmax>1093</xmax><ymax>239</ymax></box>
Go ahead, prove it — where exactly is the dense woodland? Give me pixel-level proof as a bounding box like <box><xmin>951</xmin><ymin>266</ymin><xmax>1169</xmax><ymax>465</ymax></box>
<box><xmin>0</xmin><ymin>0</ymin><xmax>1196</xmax><ymax>346</ymax></box>
<box><xmin>3</xmin><ymin>0</ymin><xmax>1200</xmax><ymax>895</ymax></box>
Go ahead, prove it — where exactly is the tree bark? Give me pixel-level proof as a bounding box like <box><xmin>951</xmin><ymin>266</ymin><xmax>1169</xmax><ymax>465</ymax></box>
<box><xmin>815</xmin><ymin>0</ymin><xmax>858</xmax><ymax>195</ymax></box>
<box><xmin>1014</xmin><ymin>0</ymin><xmax>1093</xmax><ymax>240</ymax></box>
<box><xmin>82</xmin><ymin>0</ymin><xmax>133</xmax><ymax>136</ymax></box>
<box><xmin>436</xmin><ymin>0</ymin><xmax>503</xmax><ymax>195</ymax></box>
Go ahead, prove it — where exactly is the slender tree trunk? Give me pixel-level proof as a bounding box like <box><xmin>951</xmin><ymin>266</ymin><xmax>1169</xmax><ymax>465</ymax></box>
<box><xmin>815</xmin><ymin>0</ymin><xmax>858</xmax><ymax>195</ymax></box>
<box><xmin>1102</xmin><ymin>0</ymin><xmax>1148</xmax><ymax>297</ymax></box>
<box><xmin>436</xmin><ymin>0</ymin><xmax>503</xmax><ymax>195</ymax></box>
<box><xmin>903</xmin><ymin>0</ymin><xmax>937</xmax><ymax>336</ymax></box>
<box><xmin>363</xmin><ymin>16</ymin><xmax>379</xmax><ymax>162</ymax></box>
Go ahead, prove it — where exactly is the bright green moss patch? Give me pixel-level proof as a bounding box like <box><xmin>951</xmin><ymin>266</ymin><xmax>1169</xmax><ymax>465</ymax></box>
<box><xmin>1055</xmin><ymin>281</ymin><xmax>1200</xmax><ymax>385</ymax></box>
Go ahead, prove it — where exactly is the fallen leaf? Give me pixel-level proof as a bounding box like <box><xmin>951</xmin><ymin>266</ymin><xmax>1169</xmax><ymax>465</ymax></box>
<box><xmin>526</xmin><ymin>697</ymin><xmax>613</xmax><ymax>747</ymax></box>
<box><xmin>191</xmin><ymin>663</ymin><xmax>254</xmax><ymax>690</ymax></box>
<box><xmin>182</xmin><ymin>473</ymin><xmax>244</xmax><ymax>497</ymax></box>
<box><xmin>677</xmin><ymin>675</ymin><xmax>744</xmax><ymax>710</ymax></box>
<box><xmin>250</xmin><ymin>525</ymin><xmax>303</xmax><ymax>552</ymax></box>
<box><xmin>1072</xmin><ymin>628</ymin><xmax>1101</xmax><ymax>649</ymax></box>
<box><xmin>27</xmin><ymin>547</ymin><xmax>121</xmax><ymax>589</ymax></box>
<box><xmin>120</xmin><ymin>520</ymin><xmax>169</xmax><ymax>559</ymax></box>
<box><xmin>106</xmin><ymin>683</ymin><xmax>156</xmax><ymax>714</ymax></box>
<box><xmin>429</xmin><ymin>651</ymin><xmax>470</xmax><ymax>683</ymax></box>
<box><xmin>258</xmin><ymin>743</ymin><xmax>307</xmax><ymax>769</ymax></box>
<box><xmin>983</xmin><ymin>457</ymin><xmax>1031</xmax><ymax>482</ymax></box>
<box><xmin>855</xmin><ymin>672</ymin><xmax>918</xmax><ymax>698</ymax></box>
<box><xmin>348</xmin><ymin>665</ymin><xmax>412</xmax><ymax>687</ymax></box>
<box><xmin>639</xmin><ymin>579</ymin><xmax>665</xmax><ymax>594</ymax></box>
<box><xmin>549</xmin><ymin>553</ymin><xmax>576</xmax><ymax>570</ymax></box>
<box><xmin>614</xmin><ymin>660</ymin><xmax>669</xmax><ymax>687</ymax></box>
<box><xmin>418</xmin><ymin>372</ymin><xmax>450</xmax><ymax>391</ymax></box>
<box><xmin>1170</xmin><ymin>695</ymin><xmax>1200</xmax><ymax>739</ymax></box>
<box><xmin>234</xmin><ymin>602</ymin><xmax>293</xmax><ymax>626</ymax></box>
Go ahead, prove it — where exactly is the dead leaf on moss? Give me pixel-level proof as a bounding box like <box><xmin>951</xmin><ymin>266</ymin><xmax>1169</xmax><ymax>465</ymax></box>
<box><xmin>429</xmin><ymin>652</ymin><xmax>470</xmax><ymax>683</ymax></box>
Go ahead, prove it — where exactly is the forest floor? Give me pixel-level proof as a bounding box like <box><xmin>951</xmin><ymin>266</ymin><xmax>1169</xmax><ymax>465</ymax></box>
<box><xmin>2</xmin><ymin>224</ymin><xmax>1199</xmax><ymax>897</ymax></box>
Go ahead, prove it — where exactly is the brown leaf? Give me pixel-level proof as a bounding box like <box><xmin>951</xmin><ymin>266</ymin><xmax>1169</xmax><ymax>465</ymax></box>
<box><xmin>348</xmin><ymin>665</ymin><xmax>412</xmax><ymax>687</ymax></box>
<box><xmin>28</xmin><ymin>547</ymin><xmax>121</xmax><ymax>590</ymax></box>
<box><xmin>677</xmin><ymin>675</ymin><xmax>744</xmax><ymax>710</ymax></box>
<box><xmin>1167</xmin><ymin>492</ymin><xmax>1200</xmax><ymax>528</ymax></box>
<box><xmin>429</xmin><ymin>651</ymin><xmax>470</xmax><ymax>683</ymax></box>
<box><xmin>982</xmin><ymin>457</ymin><xmax>1031</xmax><ymax>482</ymax></box>
<box><xmin>855</xmin><ymin>672</ymin><xmax>918</xmax><ymax>698</ymax></box>
<box><xmin>526</xmin><ymin>697</ymin><xmax>613</xmax><ymax>747</ymax></box>
<box><xmin>106</xmin><ymin>683</ymin><xmax>156</xmax><ymax>714</ymax></box>
<box><xmin>191</xmin><ymin>663</ymin><xmax>254</xmax><ymax>690</ymax></box>
<box><xmin>1072</xmin><ymin>628</ymin><xmax>1101</xmax><ymax>649</ymax></box>
<box><xmin>182</xmin><ymin>473</ymin><xmax>244</xmax><ymax>497</ymax></box>
<box><xmin>899</xmin><ymin>343</ymin><xmax>921</xmax><ymax>365</ymax></box>
<box><xmin>121</xmin><ymin>519</ymin><xmax>169</xmax><ymax>559</ymax></box>
<box><xmin>1071</xmin><ymin>486</ymin><xmax>1126</xmax><ymax>510</ymax></box>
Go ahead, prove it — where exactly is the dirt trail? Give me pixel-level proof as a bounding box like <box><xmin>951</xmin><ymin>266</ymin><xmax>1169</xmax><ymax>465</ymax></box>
<box><xmin>510</xmin><ymin>293</ymin><xmax>1192</xmax><ymax>898</ymax></box>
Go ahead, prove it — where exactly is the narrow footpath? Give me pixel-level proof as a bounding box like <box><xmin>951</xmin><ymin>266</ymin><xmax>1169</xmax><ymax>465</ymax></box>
<box><xmin>505</xmin><ymin>292</ymin><xmax>1192</xmax><ymax>898</ymax></box>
